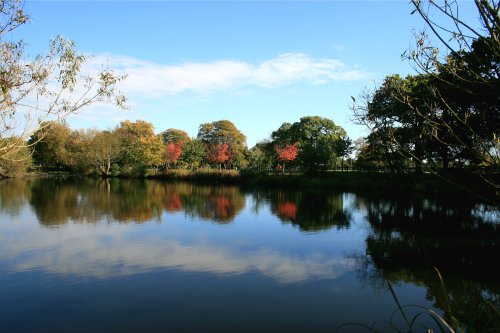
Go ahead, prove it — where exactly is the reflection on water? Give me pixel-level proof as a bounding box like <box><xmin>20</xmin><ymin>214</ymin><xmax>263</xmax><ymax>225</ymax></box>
<box><xmin>352</xmin><ymin>194</ymin><xmax>500</xmax><ymax>332</ymax></box>
<box><xmin>0</xmin><ymin>178</ymin><xmax>354</xmax><ymax>283</ymax></box>
<box><xmin>27</xmin><ymin>178</ymin><xmax>246</xmax><ymax>225</ymax></box>
<box><xmin>268</xmin><ymin>189</ymin><xmax>350</xmax><ymax>231</ymax></box>
<box><xmin>0</xmin><ymin>178</ymin><xmax>498</xmax><ymax>333</ymax></box>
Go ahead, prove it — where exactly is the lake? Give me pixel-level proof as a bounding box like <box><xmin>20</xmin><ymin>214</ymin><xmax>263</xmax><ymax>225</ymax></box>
<box><xmin>0</xmin><ymin>178</ymin><xmax>498</xmax><ymax>333</ymax></box>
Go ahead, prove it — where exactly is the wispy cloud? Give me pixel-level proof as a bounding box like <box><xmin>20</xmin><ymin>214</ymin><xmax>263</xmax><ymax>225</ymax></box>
<box><xmin>85</xmin><ymin>53</ymin><xmax>368</xmax><ymax>98</ymax></box>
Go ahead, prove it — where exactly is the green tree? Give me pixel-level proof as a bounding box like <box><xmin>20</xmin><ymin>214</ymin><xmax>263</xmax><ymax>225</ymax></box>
<box><xmin>271</xmin><ymin>116</ymin><xmax>347</xmax><ymax>174</ymax></box>
<box><xmin>335</xmin><ymin>136</ymin><xmax>354</xmax><ymax>171</ymax></box>
<box><xmin>67</xmin><ymin>129</ymin><xmax>122</xmax><ymax>176</ymax></box>
<box><xmin>407</xmin><ymin>0</ymin><xmax>499</xmax><ymax>189</ymax></box>
<box><xmin>64</xmin><ymin>129</ymin><xmax>92</xmax><ymax>173</ymax></box>
<box><xmin>353</xmin><ymin>74</ymin><xmax>436</xmax><ymax>173</ymax></box>
<box><xmin>243</xmin><ymin>140</ymin><xmax>275</xmax><ymax>175</ymax></box>
<box><xmin>0</xmin><ymin>0</ymin><xmax>126</xmax><ymax>168</ymax></box>
<box><xmin>115</xmin><ymin>120</ymin><xmax>163</xmax><ymax>176</ymax></box>
<box><xmin>160</xmin><ymin>128</ymin><xmax>191</xmax><ymax>145</ymax></box>
<box><xmin>178</xmin><ymin>139</ymin><xmax>206</xmax><ymax>170</ymax></box>
<box><xmin>30</xmin><ymin>121</ymin><xmax>72</xmax><ymax>170</ymax></box>
<box><xmin>270</xmin><ymin>122</ymin><xmax>294</xmax><ymax>146</ymax></box>
<box><xmin>197</xmin><ymin>120</ymin><xmax>247</xmax><ymax>169</ymax></box>
<box><xmin>353</xmin><ymin>137</ymin><xmax>382</xmax><ymax>171</ymax></box>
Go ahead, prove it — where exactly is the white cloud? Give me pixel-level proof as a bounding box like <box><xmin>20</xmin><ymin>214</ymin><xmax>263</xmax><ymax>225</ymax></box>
<box><xmin>84</xmin><ymin>52</ymin><xmax>368</xmax><ymax>98</ymax></box>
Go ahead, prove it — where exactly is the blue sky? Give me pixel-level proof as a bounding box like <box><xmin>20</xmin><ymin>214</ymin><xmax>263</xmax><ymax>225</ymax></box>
<box><xmin>17</xmin><ymin>0</ymin><xmax>478</xmax><ymax>147</ymax></box>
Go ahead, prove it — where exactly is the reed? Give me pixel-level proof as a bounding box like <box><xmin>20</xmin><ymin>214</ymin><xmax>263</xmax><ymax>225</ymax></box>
<box><xmin>336</xmin><ymin>268</ymin><xmax>500</xmax><ymax>333</ymax></box>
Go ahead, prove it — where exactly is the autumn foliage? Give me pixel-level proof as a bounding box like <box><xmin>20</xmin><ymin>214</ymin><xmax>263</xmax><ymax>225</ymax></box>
<box><xmin>207</xmin><ymin>143</ymin><xmax>232</xmax><ymax>168</ymax></box>
<box><xmin>163</xmin><ymin>142</ymin><xmax>183</xmax><ymax>167</ymax></box>
<box><xmin>274</xmin><ymin>143</ymin><xmax>299</xmax><ymax>173</ymax></box>
<box><xmin>275</xmin><ymin>143</ymin><xmax>299</xmax><ymax>162</ymax></box>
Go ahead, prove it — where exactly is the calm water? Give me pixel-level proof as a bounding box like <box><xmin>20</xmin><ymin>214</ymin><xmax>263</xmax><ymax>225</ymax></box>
<box><xmin>0</xmin><ymin>178</ymin><xmax>498</xmax><ymax>333</ymax></box>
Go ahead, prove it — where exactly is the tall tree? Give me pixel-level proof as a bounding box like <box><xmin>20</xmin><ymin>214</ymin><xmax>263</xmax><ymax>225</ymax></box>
<box><xmin>353</xmin><ymin>74</ymin><xmax>436</xmax><ymax>173</ymax></box>
<box><xmin>178</xmin><ymin>139</ymin><xmax>205</xmax><ymax>170</ymax></box>
<box><xmin>115</xmin><ymin>120</ymin><xmax>163</xmax><ymax>175</ymax></box>
<box><xmin>271</xmin><ymin>116</ymin><xmax>347</xmax><ymax>174</ymax></box>
<box><xmin>206</xmin><ymin>143</ymin><xmax>232</xmax><ymax>170</ymax></box>
<box><xmin>68</xmin><ymin>129</ymin><xmax>122</xmax><ymax>176</ymax></box>
<box><xmin>197</xmin><ymin>120</ymin><xmax>247</xmax><ymax>169</ymax></box>
<box><xmin>161</xmin><ymin>128</ymin><xmax>190</xmax><ymax>145</ymax></box>
<box><xmin>163</xmin><ymin>142</ymin><xmax>183</xmax><ymax>169</ymax></box>
<box><xmin>407</xmin><ymin>0</ymin><xmax>499</xmax><ymax>187</ymax></box>
<box><xmin>0</xmin><ymin>0</ymin><xmax>126</xmax><ymax>169</ymax></box>
<box><xmin>245</xmin><ymin>142</ymin><xmax>273</xmax><ymax>174</ymax></box>
<box><xmin>335</xmin><ymin>136</ymin><xmax>354</xmax><ymax>172</ymax></box>
<box><xmin>30</xmin><ymin>121</ymin><xmax>72</xmax><ymax>170</ymax></box>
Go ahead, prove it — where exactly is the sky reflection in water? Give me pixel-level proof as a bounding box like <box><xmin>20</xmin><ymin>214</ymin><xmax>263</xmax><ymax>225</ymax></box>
<box><xmin>0</xmin><ymin>179</ymin><xmax>360</xmax><ymax>284</ymax></box>
<box><xmin>0</xmin><ymin>178</ymin><xmax>498</xmax><ymax>333</ymax></box>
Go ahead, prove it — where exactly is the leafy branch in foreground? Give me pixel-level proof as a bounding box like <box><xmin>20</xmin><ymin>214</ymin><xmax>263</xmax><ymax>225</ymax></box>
<box><xmin>0</xmin><ymin>0</ymin><xmax>126</xmax><ymax>175</ymax></box>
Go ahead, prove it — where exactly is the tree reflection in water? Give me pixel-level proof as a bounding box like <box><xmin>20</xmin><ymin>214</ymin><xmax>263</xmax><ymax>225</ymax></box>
<box><xmin>0</xmin><ymin>178</ymin><xmax>33</xmax><ymax>216</ymax></box>
<box><xmin>251</xmin><ymin>188</ymin><xmax>351</xmax><ymax>231</ymax></box>
<box><xmin>20</xmin><ymin>178</ymin><xmax>246</xmax><ymax>226</ymax></box>
<box><xmin>176</xmin><ymin>184</ymin><xmax>245</xmax><ymax>223</ymax></box>
<box><xmin>352</xmin><ymin>193</ymin><xmax>500</xmax><ymax>332</ymax></box>
<box><xmin>2</xmin><ymin>178</ymin><xmax>498</xmax><ymax>331</ymax></box>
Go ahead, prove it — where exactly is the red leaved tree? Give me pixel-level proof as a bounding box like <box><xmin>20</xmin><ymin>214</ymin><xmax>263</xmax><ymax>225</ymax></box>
<box><xmin>274</xmin><ymin>143</ymin><xmax>299</xmax><ymax>173</ymax></box>
<box><xmin>207</xmin><ymin>143</ymin><xmax>232</xmax><ymax>170</ymax></box>
<box><xmin>163</xmin><ymin>142</ymin><xmax>183</xmax><ymax>169</ymax></box>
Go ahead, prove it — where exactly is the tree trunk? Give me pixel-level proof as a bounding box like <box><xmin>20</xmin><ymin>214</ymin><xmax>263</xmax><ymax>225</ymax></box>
<box><xmin>414</xmin><ymin>139</ymin><xmax>423</xmax><ymax>174</ymax></box>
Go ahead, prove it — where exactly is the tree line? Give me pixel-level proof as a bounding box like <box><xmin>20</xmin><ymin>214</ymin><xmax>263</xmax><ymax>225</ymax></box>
<box><xmin>19</xmin><ymin>116</ymin><xmax>353</xmax><ymax>177</ymax></box>
<box><xmin>1</xmin><ymin>0</ymin><xmax>498</xmax><ymax>196</ymax></box>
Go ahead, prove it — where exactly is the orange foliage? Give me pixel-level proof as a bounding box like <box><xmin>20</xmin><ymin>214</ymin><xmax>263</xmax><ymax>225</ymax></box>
<box><xmin>277</xmin><ymin>201</ymin><xmax>297</xmax><ymax>221</ymax></box>
<box><xmin>164</xmin><ymin>142</ymin><xmax>183</xmax><ymax>165</ymax></box>
<box><xmin>275</xmin><ymin>143</ymin><xmax>299</xmax><ymax>162</ymax></box>
<box><xmin>207</xmin><ymin>143</ymin><xmax>232</xmax><ymax>165</ymax></box>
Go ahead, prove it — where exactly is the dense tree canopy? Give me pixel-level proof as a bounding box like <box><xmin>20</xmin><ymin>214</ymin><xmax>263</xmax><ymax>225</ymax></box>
<box><xmin>79</xmin><ymin>130</ymin><xmax>122</xmax><ymax>176</ymax></box>
<box><xmin>25</xmin><ymin>115</ymin><xmax>352</xmax><ymax>177</ymax></box>
<box><xmin>161</xmin><ymin>129</ymin><xmax>190</xmax><ymax>145</ymax></box>
<box><xmin>197</xmin><ymin>120</ymin><xmax>247</xmax><ymax>169</ymax></box>
<box><xmin>351</xmin><ymin>0</ymin><xmax>499</xmax><ymax>197</ymax></box>
<box><xmin>178</xmin><ymin>139</ymin><xmax>205</xmax><ymax>170</ymax></box>
<box><xmin>271</xmin><ymin>116</ymin><xmax>348</xmax><ymax>173</ymax></box>
<box><xmin>115</xmin><ymin>120</ymin><xmax>163</xmax><ymax>175</ymax></box>
<box><xmin>163</xmin><ymin>142</ymin><xmax>183</xmax><ymax>168</ymax></box>
<box><xmin>30</xmin><ymin>122</ymin><xmax>72</xmax><ymax>170</ymax></box>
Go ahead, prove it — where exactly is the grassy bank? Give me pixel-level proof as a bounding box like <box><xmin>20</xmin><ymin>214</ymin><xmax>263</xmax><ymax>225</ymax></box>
<box><xmin>15</xmin><ymin>168</ymin><xmax>497</xmax><ymax>202</ymax></box>
<box><xmin>145</xmin><ymin>169</ymin><xmax>498</xmax><ymax>201</ymax></box>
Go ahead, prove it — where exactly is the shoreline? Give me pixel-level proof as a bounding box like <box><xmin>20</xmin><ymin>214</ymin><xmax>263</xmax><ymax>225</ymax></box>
<box><xmin>8</xmin><ymin>169</ymin><xmax>497</xmax><ymax>203</ymax></box>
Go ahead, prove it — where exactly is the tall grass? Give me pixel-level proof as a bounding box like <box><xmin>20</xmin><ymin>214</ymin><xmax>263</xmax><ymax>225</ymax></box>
<box><xmin>336</xmin><ymin>268</ymin><xmax>500</xmax><ymax>333</ymax></box>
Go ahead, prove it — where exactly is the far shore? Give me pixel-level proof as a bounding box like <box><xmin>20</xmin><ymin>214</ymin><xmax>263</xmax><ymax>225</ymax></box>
<box><xmin>5</xmin><ymin>169</ymin><xmax>498</xmax><ymax>203</ymax></box>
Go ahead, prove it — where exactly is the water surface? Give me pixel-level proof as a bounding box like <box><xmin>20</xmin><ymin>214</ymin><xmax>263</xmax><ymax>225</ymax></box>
<box><xmin>0</xmin><ymin>178</ymin><xmax>498</xmax><ymax>332</ymax></box>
